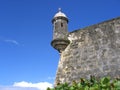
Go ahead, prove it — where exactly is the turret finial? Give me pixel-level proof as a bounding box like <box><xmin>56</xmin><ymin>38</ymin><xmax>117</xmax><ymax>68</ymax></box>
<box><xmin>58</xmin><ymin>8</ymin><xmax>61</xmax><ymax>12</ymax></box>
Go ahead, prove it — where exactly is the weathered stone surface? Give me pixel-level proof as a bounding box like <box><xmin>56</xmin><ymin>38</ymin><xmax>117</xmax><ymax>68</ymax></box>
<box><xmin>54</xmin><ymin>17</ymin><xmax>120</xmax><ymax>85</ymax></box>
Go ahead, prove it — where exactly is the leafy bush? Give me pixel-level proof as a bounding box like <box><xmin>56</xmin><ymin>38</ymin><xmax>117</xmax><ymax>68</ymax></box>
<box><xmin>47</xmin><ymin>76</ymin><xmax>120</xmax><ymax>90</ymax></box>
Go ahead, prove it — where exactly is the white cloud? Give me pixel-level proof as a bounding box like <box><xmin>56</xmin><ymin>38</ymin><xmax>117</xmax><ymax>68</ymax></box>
<box><xmin>4</xmin><ymin>39</ymin><xmax>19</xmax><ymax>45</ymax></box>
<box><xmin>0</xmin><ymin>81</ymin><xmax>53</xmax><ymax>90</ymax></box>
<box><xmin>13</xmin><ymin>81</ymin><xmax>53</xmax><ymax>90</ymax></box>
<box><xmin>0</xmin><ymin>86</ymin><xmax>39</xmax><ymax>90</ymax></box>
<box><xmin>47</xmin><ymin>77</ymin><xmax>55</xmax><ymax>80</ymax></box>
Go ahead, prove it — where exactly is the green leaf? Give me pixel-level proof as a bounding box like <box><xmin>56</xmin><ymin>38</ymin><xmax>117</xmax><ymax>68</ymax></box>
<box><xmin>69</xmin><ymin>86</ymin><xmax>75</xmax><ymax>90</ymax></box>
<box><xmin>114</xmin><ymin>80</ymin><xmax>120</xmax><ymax>90</ymax></box>
<box><xmin>100</xmin><ymin>77</ymin><xmax>110</xmax><ymax>84</ymax></box>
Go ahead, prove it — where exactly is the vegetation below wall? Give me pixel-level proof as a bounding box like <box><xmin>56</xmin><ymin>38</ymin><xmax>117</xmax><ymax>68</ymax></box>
<box><xmin>47</xmin><ymin>76</ymin><xmax>120</xmax><ymax>90</ymax></box>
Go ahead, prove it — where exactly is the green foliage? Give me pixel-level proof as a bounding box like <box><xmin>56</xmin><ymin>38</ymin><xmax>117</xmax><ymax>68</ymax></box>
<box><xmin>47</xmin><ymin>76</ymin><xmax>120</xmax><ymax>90</ymax></box>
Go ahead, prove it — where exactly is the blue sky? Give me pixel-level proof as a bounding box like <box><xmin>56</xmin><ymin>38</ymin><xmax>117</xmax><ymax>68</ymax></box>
<box><xmin>0</xmin><ymin>0</ymin><xmax>120</xmax><ymax>90</ymax></box>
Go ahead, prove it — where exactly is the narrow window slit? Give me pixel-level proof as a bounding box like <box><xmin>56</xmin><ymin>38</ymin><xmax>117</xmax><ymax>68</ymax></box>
<box><xmin>61</xmin><ymin>23</ymin><xmax>63</xmax><ymax>27</ymax></box>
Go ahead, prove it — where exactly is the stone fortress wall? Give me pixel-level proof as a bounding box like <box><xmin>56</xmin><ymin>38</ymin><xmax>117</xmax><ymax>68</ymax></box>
<box><xmin>51</xmin><ymin>9</ymin><xmax>120</xmax><ymax>85</ymax></box>
<box><xmin>55</xmin><ymin>17</ymin><xmax>120</xmax><ymax>84</ymax></box>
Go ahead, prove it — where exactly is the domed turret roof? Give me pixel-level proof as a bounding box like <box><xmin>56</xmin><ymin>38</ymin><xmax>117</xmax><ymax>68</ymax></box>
<box><xmin>54</xmin><ymin>8</ymin><xmax>67</xmax><ymax>18</ymax></box>
<box><xmin>52</xmin><ymin>8</ymin><xmax>68</xmax><ymax>23</ymax></box>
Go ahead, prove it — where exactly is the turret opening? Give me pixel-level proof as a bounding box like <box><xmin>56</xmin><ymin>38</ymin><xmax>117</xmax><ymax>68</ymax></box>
<box><xmin>61</xmin><ymin>23</ymin><xmax>63</xmax><ymax>27</ymax></box>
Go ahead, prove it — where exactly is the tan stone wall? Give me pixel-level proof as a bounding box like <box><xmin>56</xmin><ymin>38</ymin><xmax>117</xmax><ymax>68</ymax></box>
<box><xmin>55</xmin><ymin>17</ymin><xmax>120</xmax><ymax>85</ymax></box>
